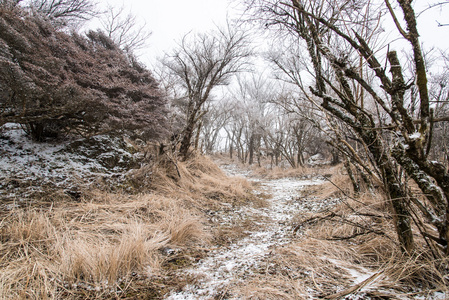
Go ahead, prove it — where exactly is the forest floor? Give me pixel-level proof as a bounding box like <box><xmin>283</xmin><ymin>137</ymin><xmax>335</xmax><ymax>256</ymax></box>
<box><xmin>1</xmin><ymin>126</ymin><xmax>448</xmax><ymax>299</ymax></box>
<box><xmin>166</xmin><ymin>161</ymin><xmax>332</xmax><ymax>299</ymax></box>
<box><xmin>165</xmin><ymin>159</ymin><xmax>448</xmax><ymax>300</ymax></box>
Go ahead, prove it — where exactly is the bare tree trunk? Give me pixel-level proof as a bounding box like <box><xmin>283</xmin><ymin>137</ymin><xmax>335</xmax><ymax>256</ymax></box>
<box><xmin>248</xmin><ymin>134</ymin><xmax>255</xmax><ymax>165</ymax></box>
<box><xmin>344</xmin><ymin>157</ymin><xmax>360</xmax><ymax>195</ymax></box>
<box><xmin>392</xmin><ymin>146</ymin><xmax>449</xmax><ymax>253</ymax></box>
<box><xmin>180</xmin><ymin>116</ymin><xmax>196</xmax><ymax>160</ymax></box>
<box><xmin>194</xmin><ymin>121</ymin><xmax>202</xmax><ymax>152</ymax></box>
<box><xmin>363</xmin><ymin>131</ymin><xmax>415</xmax><ymax>253</ymax></box>
<box><xmin>297</xmin><ymin>151</ymin><xmax>305</xmax><ymax>167</ymax></box>
<box><xmin>275</xmin><ymin>151</ymin><xmax>279</xmax><ymax>167</ymax></box>
<box><xmin>330</xmin><ymin>148</ymin><xmax>340</xmax><ymax>165</ymax></box>
<box><xmin>228</xmin><ymin>130</ymin><xmax>235</xmax><ymax>159</ymax></box>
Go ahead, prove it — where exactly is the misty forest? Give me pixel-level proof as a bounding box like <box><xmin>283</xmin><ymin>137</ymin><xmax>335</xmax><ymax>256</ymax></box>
<box><xmin>1</xmin><ymin>0</ymin><xmax>449</xmax><ymax>298</ymax></box>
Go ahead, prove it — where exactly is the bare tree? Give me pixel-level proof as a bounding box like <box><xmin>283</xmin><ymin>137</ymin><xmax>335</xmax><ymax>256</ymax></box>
<box><xmin>246</xmin><ymin>0</ymin><xmax>449</xmax><ymax>255</ymax></box>
<box><xmin>223</xmin><ymin>100</ymin><xmax>247</xmax><ymax>160</ymax></box>
<box><xmin>428</xmin><ymin>61</ymin><xmax>449</xmax><ymax>165</ymax></box>
<box><xmin>161</xmin><ymin>24</ymin><xmax>252</xmax><ymax>160</ymax></box>
<box><xmin>232</xmin><ymin>73</ymin><xmax>274</xmax><ymax>165</ymax></box>
<box><xmin>25</xmin><ymin>0</ymin><xmax>98</xmax><ymax>27</ymax></box>
<box><xmin>99</xmin><ymin>4</ymin><xmax>151</xmax><ymax>53</ymax></box>
<box><xmin>201</xmin><ymin>98</ymin><xmax>235</xmax><ymax>154</ymax></box>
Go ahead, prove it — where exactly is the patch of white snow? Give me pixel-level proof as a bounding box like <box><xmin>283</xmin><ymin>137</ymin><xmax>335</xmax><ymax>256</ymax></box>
<box><xmin>409</xmin><ymin>131</ymin><xmax>421</xmax><ymax>140</ymax></box>
<box><xmin>165</xmin><ymin>169</ymin><xmax>330</xmax><ymax>299</ymax></box>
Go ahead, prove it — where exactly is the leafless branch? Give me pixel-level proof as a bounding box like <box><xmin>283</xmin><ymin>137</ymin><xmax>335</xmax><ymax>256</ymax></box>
<box><xmin>99</xmin><ymin>4</ymin><xmax>151</xmax><ymax>53</ymax></box>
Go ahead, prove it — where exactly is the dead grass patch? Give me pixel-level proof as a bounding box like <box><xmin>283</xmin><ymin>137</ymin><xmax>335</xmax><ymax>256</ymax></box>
<box><xmin>236</xmin><ymin>166</ymin><xmax>449</xmax><ymax>299</ymax></box>
<box><xmin>0</xmin><ymin>192</ymin><xmax>207</xmax><ymax>299</ymax></box>
<box><xmin>249</xmin><ymin>161</ymin><xmax>341</xmax><ymax>180</ymax></box>
<box><xmin>301</xmin><ymin>167</ymin><xmax>352</xmax><ymax>200</ymax></box>
<box><xmin>0</xmin><ymin>154</ymin><xmax>257</xmax><ymax>298</ymax></box>
<box><xmin>252</xmin><ymin>165</ymin><xmax>308</xmax><ymax>179</ymax></box>
<box><xmin>232</xmin><ymin>238</ymin><xmax>364</xmax><ymax>299</ymax></box>
<box><xmin>213</xmin><ymin>214</ymin><xmax>268</xmax><ymax>246</ymax></box>
<box><xmin>129</xmin><ymin>154</ymin><xmax>254</xmax><ymax>209</ymax></box>
<box><xmin>237</xmin><ymin>233</ymin><xmax>448</xmax><ymax>298</ymax></box>
<box><xmin>214</xmin><ymin>225</ymin><xmax>249</xmax><ymax>246</ymax></box>
<box><xmin>241</xmin><ymin>283</ymin><xmax>304</xmax><ymax>300</ymax></box>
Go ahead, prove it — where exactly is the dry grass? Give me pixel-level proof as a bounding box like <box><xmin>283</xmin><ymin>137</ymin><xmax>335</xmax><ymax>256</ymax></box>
<box><xmin>4</xmin><ymin>153</ymin><xmax>447</xmax><ymax>299</ymax></box>
<box><xmin>237</xmin><ymin>228</ymin><xmax>448</xmax><ymax>298</ymax></box>
<box><xmin>0</xmin><ymin>194</ymin><xmax>202</xmax><ymax>298</ymax></box>
<box><xmin>252</xmin><ymin>165</ymin><xmax>310</xmax><ymax>179</ymax></box>
<box><xmin>211</xmin><ymin>153</ymin><xmax>318</xmax><ymax>180</ymax></box>
<box><xmin>0</xmin><ymin>154</ymin><xmax>254</xmax><ymax>299</ymax></box>
<box><xmin>129</xmin><ymin>153</ymin><xmax>254</xmax><ymax>209</ymax></box>
<box><xmin>249</xmin><ymin>159</ymin><xmax>340</xmax><ymax>181</ymax></box>
<box><xmin>233</xmin><ymin>238</ymin><xmax>366</xmax><ymax>299</ymax></box>
<box><xmin>205</xmin><ymin>158</ymin><xmax>448</xmax><ymax>298</ymax></box>
<box><xmin>299</xmin><ymin>164</ymin><xmax>353</xmax><ymax>199</ymax></box>
<box><xmin>234</xmin><ymin>165</ymin><xmax>449</xmax><ymax>299</ymax></box>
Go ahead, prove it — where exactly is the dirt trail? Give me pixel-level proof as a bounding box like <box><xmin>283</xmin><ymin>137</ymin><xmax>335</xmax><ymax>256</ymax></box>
<box><xmin>166</xmin><ymin>164</ymin><xmax>333</xmax><ymax>299</ymax></box>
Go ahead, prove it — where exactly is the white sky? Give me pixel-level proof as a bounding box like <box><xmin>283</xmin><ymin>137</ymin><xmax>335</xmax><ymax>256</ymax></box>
<box><xmin>91</xmin><ymin>0</ymin><xmax>243</xmax><ymax>66</ymax></box>
<box><xmin>407</xmin><ymin>2</ymin><xmax>449</xmax><ymax>48</ymax></box>
<box><xmin>87</xmin><ymin>1</ymin><xmax>449</xmax><ymax>70</ymax></box>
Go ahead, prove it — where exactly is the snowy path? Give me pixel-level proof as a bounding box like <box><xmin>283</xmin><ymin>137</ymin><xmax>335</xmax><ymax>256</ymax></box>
<box><xmin>166</xmin><ymin>165</ymin><xmax>330</xmax><ymax>299</ymax></box>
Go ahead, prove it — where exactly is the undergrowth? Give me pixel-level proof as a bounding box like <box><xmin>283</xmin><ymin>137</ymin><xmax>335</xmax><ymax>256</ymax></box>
<box><xmin>231</xmin><ymin>164</ymin><xmax>449</xmax><ymax>299</ymax></box>
<box><xmin>0</xmin><ymin>153</ymin><xmax>254</xmax><ymax>299</ymax></box>
<box><xmin>2</xmin><ymin>154</ymin><xmax>448</xmax><ymax>299</ymax></box>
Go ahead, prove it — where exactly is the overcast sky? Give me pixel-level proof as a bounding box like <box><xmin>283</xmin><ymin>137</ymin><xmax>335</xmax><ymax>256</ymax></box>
<box><xmin>91</xmin><ymin>0</ymin><xmax>243</xmax><ymax>66</ymax></box>
<box><xmin>89</xmin><ymin>0</ymin><xmax>449</xmax><ymax>69</ymax></box>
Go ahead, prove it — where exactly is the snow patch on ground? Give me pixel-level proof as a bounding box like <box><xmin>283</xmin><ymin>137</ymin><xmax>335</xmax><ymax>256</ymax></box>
<box><xmin>0</xmin><ymin>123</ymin><xmax>140</xmax><ymax>203</ymax></box>
<box><xmin>409</xmin><ymin>131</ymin><xmax>422</xmax><ymax>140</ymax></box>
<box><xmin>166</xmin><ymin>164</ymin><xmax>448</xmax><ymax>299</ymax></box>
<box><xmin>166</xmin><ymin>165</ymin><xmax>330</xmax><ymax>299</ymax></box>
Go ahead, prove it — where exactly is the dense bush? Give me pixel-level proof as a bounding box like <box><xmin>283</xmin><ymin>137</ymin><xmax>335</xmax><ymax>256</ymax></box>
<box><xmin>0</xmin><ymin>4</ymin><xmax>168</xmax><ymax>140</ymax></box>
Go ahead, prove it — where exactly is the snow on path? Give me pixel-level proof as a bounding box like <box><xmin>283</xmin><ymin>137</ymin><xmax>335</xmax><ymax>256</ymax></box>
<box><xmin>166</xmin><ymin>164</ymin><xmax>330</xmax><ymax>299</ymax></box>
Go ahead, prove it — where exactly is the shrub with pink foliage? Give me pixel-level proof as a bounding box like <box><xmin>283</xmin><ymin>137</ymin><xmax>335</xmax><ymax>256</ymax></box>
<box><xmin>0</xmin><ymin>5</ymin><xmax>168</xmax><ymax>141</ymax></box>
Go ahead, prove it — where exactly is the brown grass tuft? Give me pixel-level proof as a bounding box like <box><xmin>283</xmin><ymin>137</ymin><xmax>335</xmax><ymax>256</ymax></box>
<box><xmin>129</xmin><ymin>153</ymin><xmax>254</xmax><ymax>209</ymax></box>
<box><xmin>0</xmin><ymin>193</ymin><xmax>209</xmax><ymax>298</ymax></box>
<box><xmin>0</xmin><ymin>154</ymin><xmax>257</xmax><ymax>298</ymax></box>
<box><xmin>157</xmin><ymin>210</ymin><xmax>210</xmax><ymax>245</ymax></box>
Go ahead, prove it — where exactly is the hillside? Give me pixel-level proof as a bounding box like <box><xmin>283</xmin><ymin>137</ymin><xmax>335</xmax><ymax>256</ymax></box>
<box><xmin>0</xmin><ymin>123</ymin><xmax>142</xmax><ymax>203</ymax></box>
<box><xmin>0</xmin><ymin>125</ymin><xmax>253</xmax><ymax>298</ymax></box>
<box><xmin>1</xmin><ymin>126</ymin><xmax>448</xmax><ymax>299</ymax></box>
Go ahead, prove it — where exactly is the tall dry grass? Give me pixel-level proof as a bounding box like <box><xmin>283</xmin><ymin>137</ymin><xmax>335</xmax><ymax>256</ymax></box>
<box><xmin>129</xmin><ymin>153</ymin><xmax>254</xmax><ymax>208</ymax></box>
<box><xmin>234</xmin><ymin>164</ymin><xmax>449</xmax><ymax>299</ymax></box>
<box><xmin>0</xmin><ymin>154</ymin><xmax>254</xmax><ymax>299</ymax></box>
<box><xmin>0</xmin><ymin>194</ymin><xmax>203</xmax><ymax>298</ymax></box>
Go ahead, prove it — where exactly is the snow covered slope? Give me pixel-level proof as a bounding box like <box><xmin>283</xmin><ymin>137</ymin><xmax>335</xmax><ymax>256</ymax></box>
<box><xmin>0</xmin><ymin>123</ymin><xmax>142</xmax><ymax>203</ymax></box>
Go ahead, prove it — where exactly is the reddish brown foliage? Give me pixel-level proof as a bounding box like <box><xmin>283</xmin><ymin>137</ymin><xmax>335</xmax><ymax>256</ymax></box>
<box><xmin>0</xmin><ymin>5</ymin><xmax>168</xmax><ymax>140</ymax></box>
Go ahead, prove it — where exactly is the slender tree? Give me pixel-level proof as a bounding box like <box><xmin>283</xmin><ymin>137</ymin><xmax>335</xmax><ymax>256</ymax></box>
<box><xmin>99</xmin><ymin>4</ymin><xmax>151</xmax><ymax>53</ymax></box>
<box><xmin>161</xmin><ymin>24</ymin><xmax>252</xmax><ymax>160</ymax></box>
<box><xmin>25</xmin><ymin>0</ymin><xmax>98</xmax><ymax>27</ymax></box>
